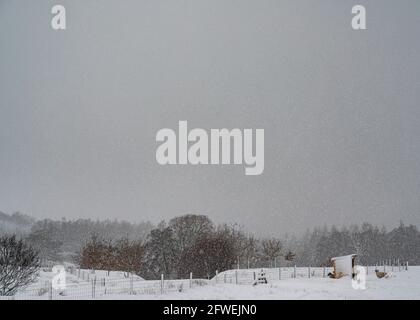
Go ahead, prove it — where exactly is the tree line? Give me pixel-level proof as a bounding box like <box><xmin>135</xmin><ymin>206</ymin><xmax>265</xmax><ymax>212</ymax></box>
<box><xmin>1</xmin><ymin>211</ymin><xmax>420</xmax><ymax>294</ymax></box>
<box><xmin>289</xmin><ymin>222</ymin><xmax>420</xmax><ymax>267</ymax></box>
<box><xmin>77</xmin><ymin>215</ymin><xmax>290</xmax><ymax>280</ymax></box>
<box><xmin>77</xmin><ymin>218</ymin><xmax>420</xmax><ymax>279</ymax></box>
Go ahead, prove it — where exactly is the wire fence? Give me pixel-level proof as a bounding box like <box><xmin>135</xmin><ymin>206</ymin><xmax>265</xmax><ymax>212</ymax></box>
<box><xmin>2</xmin><ymin>275</ymin><xmax>210</xmax><ymax>300</ymax></box>
<box><xmin>1</xmin><ymin>260</ymin><xmax>410</xmax><ymax>300</ymax></box>
<box><xmin>212</xmin><ymin>267</ymin><xmax>335</xmax><ymax>285</ymax></box>
<box><xmin>212</xmin><ymin>262</ymin><xmax>408</xmax><ymax>285</ymax></box>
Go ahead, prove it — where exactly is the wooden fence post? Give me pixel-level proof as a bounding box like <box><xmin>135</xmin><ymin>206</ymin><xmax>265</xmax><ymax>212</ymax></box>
<box><xmin>190</xmin><ymin>272</ymin><xmax>193</xmax><ymax>288</ymax></box>
<box><xmin>294</xmin><ymin>265</ymin><xmax>297</xmax><ymax>279</ymax></box>
<box><xmin>235</xmin><ymin>270</ymin><xmax>238</xmax><ymax>284</ymax></box>
<box><xmin>91</xmin><ymin>278</ymin><xmax>96</xmax><ymax>299</ymax></box>
<box><xmin>161</xmin><ymin>274</ymin><xmax>164</xmax><ymax>294</ymax></box>
<box><xmin>308</xmin><ymin>266</ymin><xmax>311</xmax><ymax>278</ymax></box>
<box><xmin>279</xmin><ymin>268</ymin><xmax>281</xmax><ymax>280</ymax></box>
<box><xmin>49</xmin><ymin>281</ymin><xmax>53</xmax><ymax>300</ymax></box>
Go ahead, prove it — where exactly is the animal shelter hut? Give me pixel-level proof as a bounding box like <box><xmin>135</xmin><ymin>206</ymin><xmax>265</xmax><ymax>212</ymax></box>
<box><xmin>331</xmin><ymin>254</ymin><xmax>357</xmax><ymax>278</ymax></box>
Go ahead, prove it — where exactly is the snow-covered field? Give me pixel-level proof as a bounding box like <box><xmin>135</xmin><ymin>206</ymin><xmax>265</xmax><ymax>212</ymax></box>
<box><xmin>133</xmin><ymin>269</ymin><xmax>420</xmax><ymax>300</ymax></box>
<box><xmin>3</xmin><ymin>266</ymin><xmax>420</xmax><ymax>300</ymax></box>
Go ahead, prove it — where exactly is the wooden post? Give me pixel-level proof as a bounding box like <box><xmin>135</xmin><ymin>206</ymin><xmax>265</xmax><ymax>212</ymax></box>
<box><xmin>406</xmin><ymin>261</ymin><xmax>409</xmax><ymax>271</ymax></box>
<box><xmin>161</xmin><ymin>274</ymin><xmax>164</xmax><ymax>294</ymax></box>
<box><xmin>49</xmin><ymin>282</ymin><xmax>53</xmax><ymax>300</ymax></box>
<box><xmin>323</xmin><ymin>266</ymin><xmax>326</xmax><ymax>278</ymax></box>
<box><xmin>308</xmin><ymin>266</ymin><xmax>311</xmax><ymax>278</ymax></box>
<box><xmin>235</xmin><ymin>270</ymin><xmax>238</xmax><ymax>284</ymax></box>
<box><xmin>190</xmin><ymin>272</ymin><xmax>193</xmax><ymax>288</ymax></box>
<box><xmin>279</xmin><ymin>268</ymin><xmax>281</xmax><ymax>280</ymax></box>
<box><xmin>294</xmin><ymin>265</ymin><xmax>297</xmax><ymax>278</ymax></box>
<box><xmin>92</xmin><ymin>278</ymin><xmax>97</xmax><ymax>299</ymax></box>
<box><xmin>215</xmin><ymin>270</ymin><xmax>218</xmax><ymax>284</ymax></box>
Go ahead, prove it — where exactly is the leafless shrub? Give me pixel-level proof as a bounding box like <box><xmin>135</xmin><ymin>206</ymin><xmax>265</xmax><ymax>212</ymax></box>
<box><xmin>0</xmin><ymin>235</ymin><xmax>40</xmax><ymax>296</ymax></box>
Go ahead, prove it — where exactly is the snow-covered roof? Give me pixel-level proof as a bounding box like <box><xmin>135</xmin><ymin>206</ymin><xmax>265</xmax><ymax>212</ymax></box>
<box><xmin>331</xmin><ymin>254</ymin><xmax>357</xmax><ymax>261</ymax></box>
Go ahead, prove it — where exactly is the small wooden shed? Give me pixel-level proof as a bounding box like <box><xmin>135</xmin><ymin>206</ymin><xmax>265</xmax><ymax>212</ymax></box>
<box><xmin>331</xmin><ymin>254</ymin><xmax>357</xmax><ymax>278</ymax></box>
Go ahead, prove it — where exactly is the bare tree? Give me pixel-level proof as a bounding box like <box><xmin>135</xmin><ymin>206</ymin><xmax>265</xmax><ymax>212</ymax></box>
<box><xmin>0</xmin><ymin>235</ymin><xmax>40</xmax><ymax>296</ymax></box>
<box><xmin>78</xmin><ymin>234</ymin><xmax>146</xmax><ymax>277</ymax></box>
<box><xmin>169</xmin><ymin>214</ymin><xmax>214</xmax><ymax>252</ymax></box>
<box><xmin>240</xmin><ymin>235</ymin><xmax>258</xmax><ymax>268</ymax></box>
<box><xmin>169</xmin><ymin>214</ymin><xmax>214</xmax><ymax>277</ymax></box>
<box><xmin>261</xmin><ymin>238</ymin><xmax>282</xmax><ymax>267</ymax></box>
<box><xmin>78</xmin><ymin>234</ymin><xmax>111</xmax><ymax>270</ymax></box>
<box><xmin>178</xmin><ymin>229</ymin><xmax>237</xmax><ymax>279</ymax></box>
<box><xmin>143</xmin><ymin>222</ymin><xmax>177</xmax><ymax>279</ymax></box>
<box><xmin>115</xmin><ymin>238</ymin><xmax>145</xmax><ymax>277</ymax></box>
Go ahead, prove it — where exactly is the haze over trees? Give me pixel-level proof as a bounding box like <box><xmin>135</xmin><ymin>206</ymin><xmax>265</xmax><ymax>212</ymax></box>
<box><xmin>291</xmin><ymin>222</ymin><xmax>420</xmax><ymax>267</ymax></box>
<box><xmin>0</xmin><ymin>211</ymin><xmax>35</xmax><ymax>236</ymax></box>
<box><xmin>23</xmin><ymin>218</ymin><xmax>153</xmax><ymax>262</ymax></box>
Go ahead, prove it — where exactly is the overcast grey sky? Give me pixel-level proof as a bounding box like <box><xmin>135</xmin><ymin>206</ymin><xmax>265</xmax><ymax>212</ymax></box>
<box><xmin>1</xmin><ymin>0</ymin><xmax>419</xmax><ymax>235</ymax></box>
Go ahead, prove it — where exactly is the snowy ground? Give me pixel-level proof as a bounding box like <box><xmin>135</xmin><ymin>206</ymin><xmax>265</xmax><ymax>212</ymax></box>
<box><xmin>4</xmin><ymin>266</ymin><xmax>420</xmax><ymax>300</ymax></box>
<box><xmin>108</xmin><ymin>267</ymin><xmax>420</xmax><ymax>300</ymax></box>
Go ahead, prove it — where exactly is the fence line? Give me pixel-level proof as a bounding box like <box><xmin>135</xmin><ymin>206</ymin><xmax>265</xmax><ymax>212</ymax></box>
<box><xmin>2</xmin><ymin>275</ymin><xmax>210</xmax><ymax>300</ymax></box>
<box><xmin>211</xmin><ymin>267</ymin><xmax>334</xmax><ymax>285</ymax></box>
<box><xmin>2</xmin><ymin>260</ymin><xmax>410</xmax><ymax>300</ymax></box>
